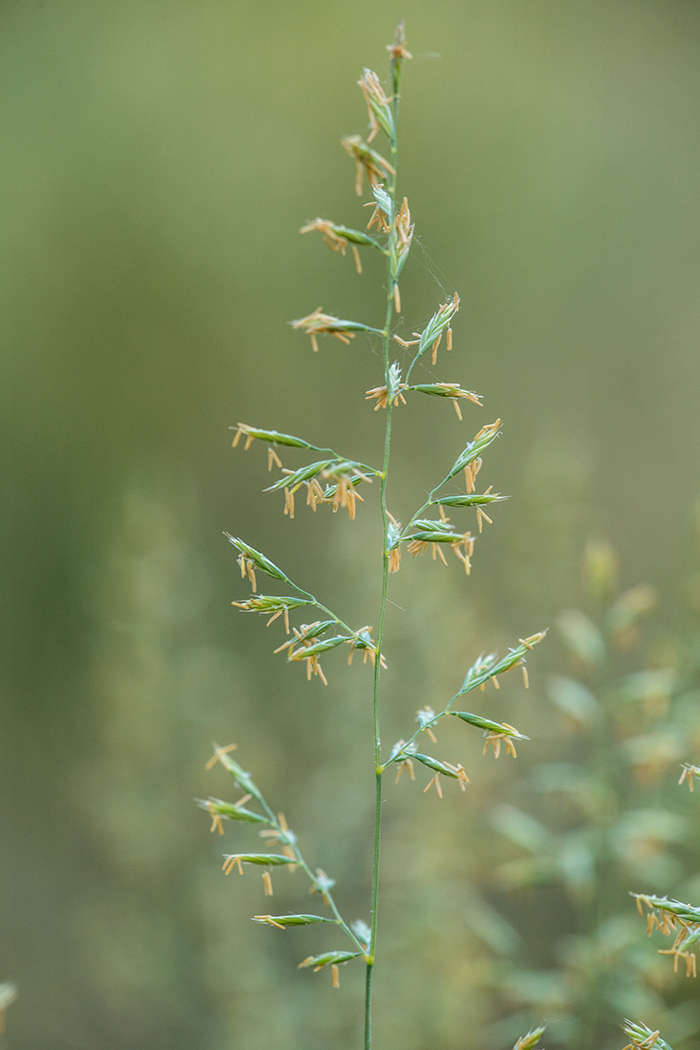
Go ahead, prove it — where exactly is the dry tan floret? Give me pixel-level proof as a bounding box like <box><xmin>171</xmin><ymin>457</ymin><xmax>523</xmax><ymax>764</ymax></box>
<box><xmin>299</xmin><ymin>218</ymin><xmax>349</xmax><ymax>254</ymax></box>
<box><xmin>365</xmin><ymin>383</ymin><xmax>407</xmax><ymax>409</ymax></box>
<box><xmin>223</xmin><ymin>855</ymin><xmax>244</xmax><ymax>875</ymax></box>
<box><xmin>423</xmin><ymin>773</ymin><xmax>443</xmax><ymax>798</ymax></box>
<box><xmin>386</xmin><ymin>23</ymin><xmax>413</xmax><ymax>63</ymax></box>
<box><xmin>331</xmin><ymin>474</ymin><xmax>356</xmax><ymax>518</ymax></box>
<box><xmin>393</xmin><ymin>334</ymin><xmax>419</xmax><ymax>349</ymax></box>
<box><xmin>357</xmin><ymin>69</ymin><xmax>393</xmax><ymax>142</ymax></box>
<box><xmin>443</xmin><ymin>761</ymin><xmax>470</xmax><ymax>790</ymax></box>
<box><xmin>231</xmin><ymin>423</ymin><xmax>256</xmax><ymax>450</ymax></box>
<box><xmin>365</xmin><ymin>196</ymin><xmax>393</xmax><ymax>235</ymax></box>
<box><xmin>476</xmin><ymin>489</ymin><xmax>495</xmax><ymax>532</ymax></box>
<box><xmin>395</xmin><ymin>196</ymin><xmax>413</xmax><ymax>257</ymax></box>
<box><xmin>205</xmin><ymin>742</ymin><xmax>238</xmax><ymax>771</ymax></box>
<box><xmin>475</xmin><ymin>418</ymin><xmax>501</xmax><ymax>440</ymax></box>
<box><xmin>207</xmin><ymin>801</ymin><xmax>224</xmax><ymax>836</ymax></box>
<box><xmin>406</xmin><ymin>529</ymin><xmax>475</xmax><ymax>574</ymax></box>
<box><xmin>464</xmin><ymin>457</ymin><xmax>482</xmax><ymax>493</ymax></box>
<box><xmin>483</xmin><ymin>726</ymin><xmax>520</xmax><ymax>759</ymax></box>
<box><xmin>299</xmin><ymin>218</ymin><xmax>365</xmax><ymax>275</ymax></box>
<box><xmin>355</xmin><ymin>643</ymin><xmax>387</xmax><ymax>670</ymax></box>
<box><xmin>346</xmin><ymin>627</ymin><xmax>384</xmax><ymax>668</ymax></box>
<box><xmin>236</xmin><ymin>553</ymin><xmax>258</xmax><ymax>591</ymax></box>
<box><xmin>276</xmin><ymin>624</ymin><xmax>338</xmax><ymax>683</ymax></box>
<box><xmin>658</xmin><ymin>946</ymin><xmax>697</xmax><ymax>976</ymax></box>
<box><xmin>282</xmin><ymin>844</ymin><xmax>297</xmax><ymax>864</ymax></box>
<box><xmin>305</xmin><ymin>652</ymin><xmax>328</xmax><ymax>684</ymax></box>
<box><xmin>291</xmin><ymin>308</ymin><xmax>357</xmax><ymax>353</ymax></box>
<box><xmin>621</xmin><ymin>1028</ymin><xmax>662</xmax><ymax>1050</ymax></box>
<box><xmin>679</xmin><ymin>763</ymin><xmax>700</xmax><ymax>791</ymax></box>
<box><xmin>253</xmin><ymin>914</ymin><xmax>286</xmax><ymax>930</ymax></box>
<box><xmin>453</xmin><ymin>532</ymin><xmax>475</xmax><ymax>574</ymax></box>
<box><xmin>633</xmin><ymin>894</ymin><xmax>700</xmax><ymax>979</ymax></box>
<box><xmin>341</xmin><ymin>135</ymin><xmax>395</xmax><ymax>196</ymax></box>
<box><xmin>302</xmin><ymin>477</ymin><xmax>322</xmax><ymax>511</ymax></box>
<box><xmin>407</xmin><ymin>538</ymin><xmax>445</xmax><ymax>564</ymax></box>
<box><xmin>395</xmin><ymin>757</ymin><xmax>415</xmax><ymax>783</ymax></box>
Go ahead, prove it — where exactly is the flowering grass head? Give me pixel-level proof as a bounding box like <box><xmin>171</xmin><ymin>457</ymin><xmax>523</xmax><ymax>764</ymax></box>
<box><xmin>203</xmin><ymin>25</ymin><xmax>546</xmax><ymax>1049</ymax></box>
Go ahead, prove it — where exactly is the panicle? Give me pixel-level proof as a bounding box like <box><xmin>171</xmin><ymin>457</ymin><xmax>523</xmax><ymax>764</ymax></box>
<box><xmin>207</xmin><ymin>28</ymin><xmax>548</xmax><ymax>1024</ymax></box>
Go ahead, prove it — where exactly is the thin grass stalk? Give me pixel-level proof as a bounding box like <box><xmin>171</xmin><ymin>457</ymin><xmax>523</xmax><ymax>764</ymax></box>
<box><xmin>365</xmin><ymin>44</ymin><xmax>403</xmax><ymax>1050</ymax></box>
<box><xmin>215</xmin><ymin>26</ymin><xmax>546</xmax><ymax>1047</ymax></box>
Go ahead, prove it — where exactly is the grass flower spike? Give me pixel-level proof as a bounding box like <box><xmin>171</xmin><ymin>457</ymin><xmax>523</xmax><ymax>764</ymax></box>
<box><xmin>205</xmin><ymin>24</ymin><xmax>545</xmax><ymax>1050</ymax></box>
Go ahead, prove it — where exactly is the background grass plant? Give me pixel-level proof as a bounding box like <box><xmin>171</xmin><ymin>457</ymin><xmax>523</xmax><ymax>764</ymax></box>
<box><xmin>479</xmin><ymin>542</ymin><xmax>700</xmax><ymax>1050</ymax></box>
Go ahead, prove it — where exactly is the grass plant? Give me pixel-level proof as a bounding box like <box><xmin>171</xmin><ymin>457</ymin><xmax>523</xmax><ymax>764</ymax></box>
<box><xmin>200</xmin><ymin>25</ymin><xmax>547</xmax><ymax>1050</ymax></box>
<box><xmin>626</xmin><ymin>759</ymin><xmax>700</xmax><ymax>1050</ymax></box>
<box><xmin>195</xmin><ymin>24</ymin><xmax>700</xmax><ymax>1050</ymax></box>
<box><xmin>483</xmin><ymin>541</ymin><xmax>700</xmax><ymax>1050</ymax></box>
<box><xmin>197</xmin><ymin>27</ymin><xmax>696</xmax><ymax>1050</ymax></box>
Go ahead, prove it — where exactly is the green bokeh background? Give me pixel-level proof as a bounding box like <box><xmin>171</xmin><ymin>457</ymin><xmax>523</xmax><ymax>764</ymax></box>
<box><xmin>2</xmin><ymin>1</ymin><xmax>700</xmax><ymax>1048</ymax></box>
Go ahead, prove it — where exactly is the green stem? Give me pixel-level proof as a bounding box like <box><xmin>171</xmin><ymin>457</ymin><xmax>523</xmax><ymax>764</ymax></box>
<box><xmin>284</xmin><ymin>579</ymin><xmax>357</xmax><ymax>638</ymax></box>
<box><xmin>401</xmin><ymin>473</ymin><xmax>465</xmax><ymax>536</ymax></box>
<box><xmin>365</xmin><ymin>47</ymin><xmax>403</xmax><ymax>1050</ymax></box>
<box><xmin>252</xmin><ymin>794</ymin><xmax>364</xmax><ymax>953</ymax></box>
<box><xmin>288</xmin><ymin>842</ymin><xmax>365</xmax><ymax>952</ymax></box>
<box><xmin>365</xmin><ymin>260</ymin><xmax>394</xmax><ymax>1050</ymax></box>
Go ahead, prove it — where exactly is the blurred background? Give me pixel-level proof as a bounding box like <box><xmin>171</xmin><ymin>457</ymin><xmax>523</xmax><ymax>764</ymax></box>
<box><xmin>2</xmin><ymin>0</ymin><xmax>700</xmax><ymax>1047</ymax></box>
